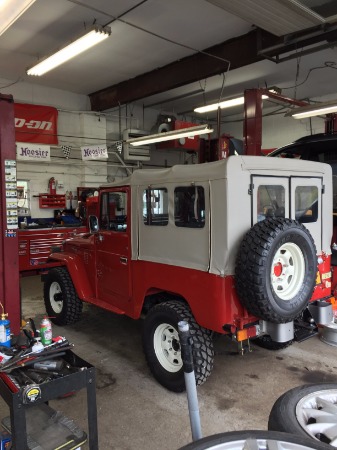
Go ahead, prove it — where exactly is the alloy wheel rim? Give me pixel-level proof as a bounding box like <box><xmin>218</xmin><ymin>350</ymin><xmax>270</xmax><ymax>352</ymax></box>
<box><xmin>296</xmin><ymin>389</ymin><xmax>337</xmax><ymax>446</ymax></box>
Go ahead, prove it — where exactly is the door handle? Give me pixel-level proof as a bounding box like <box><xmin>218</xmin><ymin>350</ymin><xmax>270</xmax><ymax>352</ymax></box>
<box><xmin>98</xmin><ymin>234</ymin><xmax>104</xmax><ymax>242</ymax></box>
<box><xmin>120</xmin><ymin>256</ymin><xmax>128</xmax><ymax>264</ymax></box>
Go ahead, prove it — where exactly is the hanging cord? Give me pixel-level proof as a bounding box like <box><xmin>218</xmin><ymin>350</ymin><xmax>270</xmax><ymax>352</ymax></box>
<box><xmin>67</xmin><ymin>0</ymin><xmax>231</xmax><ymax>67</ymax></box>
<box><xmin>293</xmin><ymin>51</ymin><xmax>302</xmax><ymax>100</ymax></box>
<box><xmin>282</xmin><ymin>61</ymin><xmax>337</xmax><ymax>90</ymax></box>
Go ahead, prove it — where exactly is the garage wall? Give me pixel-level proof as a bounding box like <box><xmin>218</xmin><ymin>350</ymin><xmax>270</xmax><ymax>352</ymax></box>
<box><xmin>2</xmin><ymin>77</ymin><xmax>333</xmax><ymax>220</ymax></box>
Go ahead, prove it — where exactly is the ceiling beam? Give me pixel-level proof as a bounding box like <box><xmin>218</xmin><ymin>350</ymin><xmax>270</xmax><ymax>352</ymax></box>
<box><xmin>89</xmin><ymin>28</ymin><xmax>280</xmax><ymax>111</ymax></box>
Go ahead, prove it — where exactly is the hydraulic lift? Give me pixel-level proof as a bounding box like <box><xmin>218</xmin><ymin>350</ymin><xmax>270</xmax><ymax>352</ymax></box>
<box><xmin>0</xmin><ymin>94</ymin><xmax>21</xmax><ymax>334</ymax></box>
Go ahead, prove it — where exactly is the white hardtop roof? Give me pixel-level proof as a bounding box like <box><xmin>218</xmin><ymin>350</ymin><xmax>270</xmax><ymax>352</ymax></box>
<box><xmin>101</xmin><ymin>155</ymin><xmax>331</xmax><ymax>189</ymax></box>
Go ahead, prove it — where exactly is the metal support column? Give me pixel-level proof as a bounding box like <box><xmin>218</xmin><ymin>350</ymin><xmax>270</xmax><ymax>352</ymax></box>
<box><xmin>244</xmin><ymin>89</ymin><xmax>263</xmax><ymax>156</ymax></box>
<box><xmin>0</xmin><ymin>94</ymin><xmax>21</xmax><ymax>334</ymax></box>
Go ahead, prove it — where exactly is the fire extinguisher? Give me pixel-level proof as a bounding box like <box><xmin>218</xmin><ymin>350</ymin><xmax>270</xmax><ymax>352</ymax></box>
<box><xmin>48</xmin><ymin>177</ymin><xmax>56</xmax><ymax>195</ymax></box>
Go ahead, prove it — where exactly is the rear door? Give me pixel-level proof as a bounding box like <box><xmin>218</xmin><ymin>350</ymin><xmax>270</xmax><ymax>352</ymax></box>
<box><xmin>290</xmin><ymin>177</ymin><xmax>322</xmax><ymax>252</ymax></box>
<box><xmin>252</xmin><ymin>177</ymin><xmax>289</xmax><ymax>225</ymax></box>
<box><xmin>251</xmin><ymin>175</ymin><xmax>322</xmax><ymax>252</ymax></box>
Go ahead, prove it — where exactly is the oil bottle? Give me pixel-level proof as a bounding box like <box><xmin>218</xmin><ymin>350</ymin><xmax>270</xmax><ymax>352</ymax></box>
<box><xmin>40</xmin><ymin>317</ymin><xmax>52</xmax><ymax>345</ymax></box>
<box><xmin>0</xmin><ymin>302</ymin><xmax>11</xmax><ymax>347</ymax></box>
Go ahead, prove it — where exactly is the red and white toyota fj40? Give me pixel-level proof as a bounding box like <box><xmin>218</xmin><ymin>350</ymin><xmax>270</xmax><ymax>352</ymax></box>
<box><xmin>42</xmin><ymin>156</ymin><xmax>333</xmax><ymax>392</ymax></box>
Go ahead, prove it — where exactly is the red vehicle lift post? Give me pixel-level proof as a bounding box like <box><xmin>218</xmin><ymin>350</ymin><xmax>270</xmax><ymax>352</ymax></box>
<box><xmin>243</xmin><ymin>88</ymin><xmax>309</xmax><ymax>156</ymax></box>
<box><xmin>0</xmin><ymin>94</ymin><xmax>21</xmax><ymax>334</ymax></box>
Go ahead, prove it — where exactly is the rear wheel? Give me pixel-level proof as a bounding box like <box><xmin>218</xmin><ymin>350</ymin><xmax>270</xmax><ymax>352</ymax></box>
<box><xmin>235</xmin><ymin>218</ymin><xmax>317</xmax><ymax>323</ymax></box>
<box><xmin>43</xmin><ymin>267</ymin><xmax>82</xmax><ymax>325</ymax></box>
<box><xmin>142</xmin><ymin>301</ymin><xmax>214</xmax><ymax>392</ymax></box>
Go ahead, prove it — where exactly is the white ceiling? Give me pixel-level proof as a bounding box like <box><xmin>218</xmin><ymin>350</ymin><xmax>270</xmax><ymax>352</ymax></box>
<box><xmin>1</xmin><ymin>0</ymin><xmax>337</xmax><ymax>115</ymax></box>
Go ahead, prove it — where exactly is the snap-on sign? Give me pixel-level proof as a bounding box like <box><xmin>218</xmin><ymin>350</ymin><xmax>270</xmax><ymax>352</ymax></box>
<box><xmin>14</xmin><ymin>103</ymin><xmax>58</xmax><ymax>145</ymax></box>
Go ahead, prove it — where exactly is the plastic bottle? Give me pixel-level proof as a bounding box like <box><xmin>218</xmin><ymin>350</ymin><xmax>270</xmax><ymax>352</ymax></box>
<box><xmin>0</xmin><ymin>302</ymin><xmax>10</xmax><ymax>348</ymax></box>
<box><xmin>40</xmin><ymin>317</ymin><xmax>52</xmax><ymax>345</ymax></box>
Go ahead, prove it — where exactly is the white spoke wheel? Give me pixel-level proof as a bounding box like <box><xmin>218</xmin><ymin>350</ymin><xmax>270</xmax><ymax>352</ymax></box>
<box><xmin>43</xmin><ymin>267</ymin><xmax>82</xmax><ymax>325</ymax></box>
<box><xmin>269</xmin><ymin>383</ymin><xmax>337</xmax><ymax>447</ymax></box>
<box><xmin>142</xmin><ymin>301</ymin><xmax>214</xmax><ymax>392</ymax></box>
<box><xmin>49</xmin><ymin>281</ymin><xmax>64</xmax><ymax>314</ymax></box>
<box><xmin>236</xmin><ymin>218</ymin><xmax>317</xmax><ymax>323</ymax></box>
<box><xmin>153</xmin><ymin>323</ymin><xmax>182</xmax><ymax>372</ymax></box>
<box><xmin>179</xmin><ymin>430</ymin><xmax>331</xmax><ymax>450</ymax></box>
<box><xmin>271</xmin><ymin>242</ymin><xmax>305</xmax><ymax>301</ymax></box>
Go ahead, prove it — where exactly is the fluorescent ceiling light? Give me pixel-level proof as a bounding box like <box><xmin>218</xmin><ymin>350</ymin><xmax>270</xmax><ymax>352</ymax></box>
<box><xmin>0</xmin><ymin>0</ymin><xmax>36</xmax><ymax>36</ymax></box>
<box><xmin>286</xmin><ymin>100</ymin><xmax>337</xmax><ymax>119</ymax></box>
<box><xmin>127</xmin><ymin>125</ymin><xmax>213</xmax><ymax>146</ymax></box>
<box><xmin>27</xmin><ymin>25</ymin><xmax>111</xmax><ymax>76</ymax></box>
<box><xmin>194</xmin><ymin>95</ymin><xmax>268</xmax><ymax>113</ymax></box>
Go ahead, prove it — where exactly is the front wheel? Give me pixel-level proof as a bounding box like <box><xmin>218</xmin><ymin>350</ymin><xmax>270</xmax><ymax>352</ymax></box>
<box><xmin>43</xmin><ymin>267</ymin><xmax>83</xmax><ymax>325</ymax></box>
<box><xmin>142</xmin><ymin>301</ymin><xmax>214</xmax><ymax>392</ymax></box>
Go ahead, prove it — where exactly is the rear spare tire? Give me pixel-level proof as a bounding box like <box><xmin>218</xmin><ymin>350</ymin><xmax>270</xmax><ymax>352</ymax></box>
<box><xmin>235</xmin><ymin>218</ymin><xmax>317</xmax><ymax>323</ymax></box>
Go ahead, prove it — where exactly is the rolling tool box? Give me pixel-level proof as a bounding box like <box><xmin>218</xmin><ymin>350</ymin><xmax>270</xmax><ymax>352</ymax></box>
<box><xmin>0</xmin><ymin>351</ymin><xmax>98</xmax><ymax>449</ymax></box>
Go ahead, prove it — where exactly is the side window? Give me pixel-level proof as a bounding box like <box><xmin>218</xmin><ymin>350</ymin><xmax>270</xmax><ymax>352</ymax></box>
<box><xmin>143</xmin><ymin>188</ymin><xmax>168</xmax><ymax>226</ymax></box>
<box><xmin>100</xmin><ymin>191</ymin><xmax>127</xmax><ymax>231</ymax></box>
<box><xmin>295</xmin><ymin>186</ymin><xmax>318</xmax><ymax>223</ymax></box>
<box><xmin>257</xmin><ymin>185</ymin><xmax>285</xmax><ymax>222</ymax></box>
<box><xmin>174</xmin><ymin>186</ymin><xmax>205</xmax><ymax>228</ymax></box>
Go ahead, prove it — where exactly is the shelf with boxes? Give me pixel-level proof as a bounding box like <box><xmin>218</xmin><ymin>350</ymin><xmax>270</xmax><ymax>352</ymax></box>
<box><xmin>38</xmin><ymin>194</ymin><xmax>66</xmax><ymax>209</ymax></box>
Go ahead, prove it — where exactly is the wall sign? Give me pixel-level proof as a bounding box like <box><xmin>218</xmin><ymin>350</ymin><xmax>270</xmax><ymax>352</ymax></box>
<box><xmin>14</xmin><ymin>103</ymin><xmax>58</xmax><ymax>145</ymax></box>
<box><xmin>81</xmin><ymin>144</ymin><xmax>108</xmax><ymax>160</ymax></box>
<box><xmin>4</xmin><ymin>160</ymin><xmax>18</xmax><ymax>230</ymax></box>
<box><xmin>16</xmin><ymin>143</ymin><xmax>51</xmax><ymax>162</ymax></box>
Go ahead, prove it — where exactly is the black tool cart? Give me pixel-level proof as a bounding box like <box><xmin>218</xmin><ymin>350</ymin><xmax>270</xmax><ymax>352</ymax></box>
<box><xmin>0</xmin><ymin>350</ymin><xmax>98</xmax><ymax>449</ymax></box>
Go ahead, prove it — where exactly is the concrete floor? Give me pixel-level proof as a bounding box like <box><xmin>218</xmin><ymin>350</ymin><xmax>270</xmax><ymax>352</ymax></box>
<box><xmin>2</xmin><ymin>275</ymin><xmax>337</xmax><ymax>449</ymax></box>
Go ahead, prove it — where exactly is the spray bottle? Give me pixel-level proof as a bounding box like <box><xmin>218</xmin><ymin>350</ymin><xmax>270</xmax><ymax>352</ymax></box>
<box><xmin>40</xmin><ymin>317</ymin><xmax>52</xmax><ymax>345</ymax></box>
<box><xmin>0</xmin><ymin>302</ymin><xmax>11</xmax><ymax>347</ymax></box>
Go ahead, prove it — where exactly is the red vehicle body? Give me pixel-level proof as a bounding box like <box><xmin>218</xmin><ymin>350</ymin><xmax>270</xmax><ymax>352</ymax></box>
<box><xmin>43</xmin><ymin>156</ymin><xmax>334</xmax><ymax>391</ymax></box>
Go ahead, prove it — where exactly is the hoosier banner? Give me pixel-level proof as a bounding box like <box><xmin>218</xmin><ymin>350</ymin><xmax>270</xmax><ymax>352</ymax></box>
<box><xmin>81</xmin><ymin>144</ymin><xmax>108</xmax><ymax>160</ymax></box>
<box><xmin>14</xmin><ymin>103</ymin><xmax>58</xmax><ymax>145</ymax></box>
<box><xmin>16</xmin><ymin>143</ymin><xmax>51</xmax><ymax>161</ymax></box>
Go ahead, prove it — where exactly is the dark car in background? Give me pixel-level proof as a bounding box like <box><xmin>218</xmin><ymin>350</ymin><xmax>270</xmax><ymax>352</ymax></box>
<box><xmin>269</xmin><ymin>133</ymin><xmax>337</xmax><ymax>210</ymax></box>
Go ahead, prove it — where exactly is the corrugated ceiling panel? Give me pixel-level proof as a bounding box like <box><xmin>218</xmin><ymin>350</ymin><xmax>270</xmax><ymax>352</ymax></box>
<box><xmin>206</xmin><ymin>0</ymin><xmax>322</xmax><ymax>36</ymax></box>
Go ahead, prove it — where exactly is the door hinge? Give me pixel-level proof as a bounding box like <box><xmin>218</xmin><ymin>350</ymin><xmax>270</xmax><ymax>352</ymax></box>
<box><xmin>248</xmin><ymin>183</ymin><xmax>254</xmax><ymax>195</ymax></box>
<box><xmin>322</xmin><ymin>184</ymin><xmax>325</xmax><ymax>194</ymax></box>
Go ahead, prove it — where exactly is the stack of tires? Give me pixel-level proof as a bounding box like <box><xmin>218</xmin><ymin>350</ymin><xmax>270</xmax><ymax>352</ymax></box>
<box><xmin>179</xmin><ymin>384</ymin><xmax>337</xmax><ymax>449</ymax></box>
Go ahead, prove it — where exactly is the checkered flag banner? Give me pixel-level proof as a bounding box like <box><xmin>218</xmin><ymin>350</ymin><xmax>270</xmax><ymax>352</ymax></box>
<box><xmin>61</xmin><ymin>145</ymin><xmax>72</xmax><ymax>159</ymax></box>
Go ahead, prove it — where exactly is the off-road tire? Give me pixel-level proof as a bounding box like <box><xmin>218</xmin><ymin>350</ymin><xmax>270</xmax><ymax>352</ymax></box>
<box><xmin>235</xmin><ymin>218</ymin><xmax>317</xmax><ymax>323</ymax></box>
<box><xmin>252</xmin><ymin>334</ymin><xmax>293</xmax><ymax>350</ymax></box>
<box><xmin>43</xmin><ymin>267</ymin><xmax>83</xmax><ymax>326</ymax></box>
<box><xmin>142</xmin><ymin>301</ymin><xmax>214</xmax><ymax>392</ymax></box>
<box><xmin>268</xmin><ymin>383</ymin><xmax>337</xmax><ymax>446</ymax></box>
<box><xmin>179</xmin><ymin>430</ymin><xmax>331</xmax><ymax>450</ymax></box>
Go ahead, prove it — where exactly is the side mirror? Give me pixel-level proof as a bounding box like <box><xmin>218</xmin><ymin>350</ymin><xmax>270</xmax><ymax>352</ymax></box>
<box><xmin>89</xmin><ymin>215</ymin><xmax>99</xmax><ymax>233</ymax></box>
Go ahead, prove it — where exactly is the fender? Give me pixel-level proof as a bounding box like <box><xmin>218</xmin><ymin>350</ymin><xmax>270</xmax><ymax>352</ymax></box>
<box><xmin>48</xmin><ymin>252</ymin><xmax>94</xmax><ymax>300</ymax></box>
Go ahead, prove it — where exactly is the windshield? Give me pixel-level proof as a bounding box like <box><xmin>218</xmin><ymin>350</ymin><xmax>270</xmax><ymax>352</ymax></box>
<box><xmin>269</xmin><ymin>139</ymin><xmax>337</xmax><ymax>175</ymax></box>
